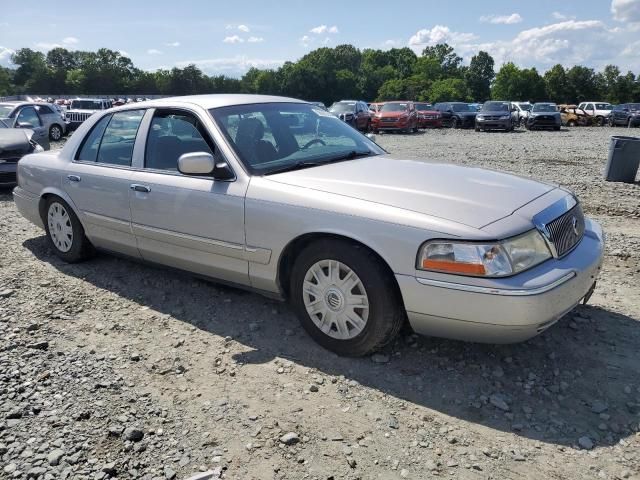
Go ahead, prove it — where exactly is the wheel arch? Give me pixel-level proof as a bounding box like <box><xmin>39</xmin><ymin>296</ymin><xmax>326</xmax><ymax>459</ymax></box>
<box><xmin>38</xmin><ymin>188</ymin><xmax>83</xmax><ymax>225</ymax></box>
<box><xmin>276</xmin><ymin>231</ymin><xmax>405</xmax><ymax>308</ymax></box>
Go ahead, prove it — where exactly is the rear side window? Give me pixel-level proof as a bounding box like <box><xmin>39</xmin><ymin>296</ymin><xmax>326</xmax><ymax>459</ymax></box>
<box><xmin>36</xmin><ymin>105</ymin><xmax>54</xmax><ymax>115</ymax></box>
<box><xmin>76</xmin><ymin>110</ymin><xmax>145</xmax><ymax>166</ymax></box>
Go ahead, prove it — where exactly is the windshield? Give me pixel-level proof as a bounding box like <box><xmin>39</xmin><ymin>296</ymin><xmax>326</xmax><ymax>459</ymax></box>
<box><xmin>210</xmin><ymin>103</ymin><xmax>384</xmax><ymax>175</ymax></box>
<box><xmin>451</xmin><ymin>103</ymin><xmax>474</xmax><ymax>112</ymax></box>
<box><xmin>595</xmin><ymin>103</ymin><xmax>612</xmax><ymax>110</ymax></box>
<box><xmin>415</xmin><ymin>103</ymin><xmax>433</xmax><ymax>111</ymax></box>
<box><xmin>329</xmin><ymin>102</ymin><xmax>355</xmax><ymax>113</ymax></box>
<box><xmin>517</xmin><ymin>104</ymin><xmax>532</xmax><ymax>111</ymax></box>
<box><xmin>380</xmin><ymin>103</ymin><xmax>408</xmax><ymax>112</ymax></box>
<box><xmin>481</xmin><ymin>102</ymin><xmax>509</xmax><ymax>112</ymax></box>
<box><xmin>629</xmin><ymin>104</ymin><xmax>640</xmax><ymax>111</ymax></box>
<box><xmin>71</xmin><ymin>100</ymin><xmax>102</xmax><ymax>110</ymax></box>
<box><xmin>0</xmin><ymin>104</ymin><xmax>15</xmax><ymax>117</ymax></box>
<box><xmin>532</xmin><ymin>103</ymin><xmax>557</xmax><ymax>112</ymax></box>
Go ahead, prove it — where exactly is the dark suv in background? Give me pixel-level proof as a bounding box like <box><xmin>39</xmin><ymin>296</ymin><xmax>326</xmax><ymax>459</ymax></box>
<box><xmin>475</xmin><ymin>101</ymin><xmax>517</xmax><ymax>132</ymax></box>
<box><xmin>328</xmin><ymin>100</ymin><xmax>371</xmax><ymax>131</ymax></box>
<box><xmin>433</xmin><ymin>102</ymin><xmax>477</xmax><ymax>128</ymax></box>
<box><xmin>609</xmin><ymin>103</ymin><xmax>640</xmax><ymax>128</ymax></box>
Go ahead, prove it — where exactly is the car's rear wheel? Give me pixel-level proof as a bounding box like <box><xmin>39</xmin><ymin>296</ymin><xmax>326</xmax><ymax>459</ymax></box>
<box><xmin>451</xmin><ymin>117</ymin><xmax>459</xmax><ymax>129</ymax></box>
<box><xmin>49</xmin><ymin>124</ymin><xmax>63</xmax><ymax>141</ymax></box>
<box><xmin>290</xmin><ymin>239</ymin><xmax>404</xmax><ymax>356</ymax></box>
<box><xmin>43</xmin><ymin>196</ymin><xmax>94</xmax><ymax>263</ymax></box>
<box><xmin>568</xmin><ymin>120</ymin><xmax>577</xmax><ymax>127</ymax></box>
<box><xmin>629</xmin><ymin>118</ymin><xmax>634</xmax><ymax>128</ymax></box>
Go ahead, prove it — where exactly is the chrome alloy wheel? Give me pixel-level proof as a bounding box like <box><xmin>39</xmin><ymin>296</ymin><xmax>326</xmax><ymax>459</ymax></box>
<box><xmin>47</xmin><ymin>202</ymin><xmax>73</xmax><ymax>252</ymax></box>
<box><xmin>302</xmin><ymin>259</ymin><xmax>370</xmax><ymax>340</ymax></box>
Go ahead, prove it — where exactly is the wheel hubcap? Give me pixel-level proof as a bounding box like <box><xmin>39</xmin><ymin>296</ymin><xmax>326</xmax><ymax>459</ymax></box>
<box><xmin>52</xmin><ymin>127</ymin><xmax>61</xmax><ymax>139</ymax></box>
<box><xmin>47</xmin><ymin>202</ymin><xmax>73</xmax><ymax>252</ymax></box>
<box><xmin>303</xmin><ymin>259</ymin><xmax>369</xmax><ymax>340</ymax></box>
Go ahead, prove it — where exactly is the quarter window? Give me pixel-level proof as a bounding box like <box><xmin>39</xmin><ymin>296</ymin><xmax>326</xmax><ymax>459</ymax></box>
<box><xmin>35</xmin><ymin>105</ymin><xmax>54</xmax><ymax>115</ymax></box>
<box><xmin>145</xmin><ymin>110</ymin><xmax>214</xmax><ymax>171</ymax></box>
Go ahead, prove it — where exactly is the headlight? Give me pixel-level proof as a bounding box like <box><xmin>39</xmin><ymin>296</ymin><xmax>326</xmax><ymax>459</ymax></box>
<box><xmin>417</xmin><ymin>230</ymin><xmax>551</xmax><ymax>277</ymax></box>
<box><xmin>476</xmin><ymin>115</ymin><xmax>485</xmax><ymax>120</ymax></box>
<box><xmin>500</xmin><ymin>115</ymin><xmax>510</xmax><ymax>119</ymax></box>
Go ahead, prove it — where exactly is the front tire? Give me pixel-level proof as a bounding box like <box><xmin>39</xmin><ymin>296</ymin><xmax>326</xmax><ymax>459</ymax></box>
<box><xmin>43</xmin><ymin>196</ymin><xmax>94</xmax><ymax>263</ymax></box>
<box><xmin>595</xmin><ymin>116</ymin><xmax>604</xmax><ymax>126</ymax></box>
<box><xmin>49</xmin><ymin>124</ymin><xmax>63</xmax><ymax>141</ymax></box>
<box><xmin>290</xmin><ymin>239</ymin><xmax>404</xmax><ymax>356</ymax></box>
<box><xmin>451</xmin><ymin>117</ymin><xmax>459</xmax><ymax>129</ymax></box>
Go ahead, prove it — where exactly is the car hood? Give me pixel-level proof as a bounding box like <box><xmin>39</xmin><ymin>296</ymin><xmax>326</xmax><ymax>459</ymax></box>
<box><xmin>0</xmin><ymin>129</ymin><xmax>31</xmax><ymax>153</ymax></box>
<box><xmin>479</xmin><ymin>110</ymin><xmax>510</xmax><ymax>115</ymax></box>
<box><xmin>378</xmin><ymin>111</ymin><xmax>409</xmax><ymax>117</ymax></box>
<box><xmin>454</xmin><ymin>111</ymin><xmax>477</xmax><ymax>117</ymax></box>
<box><xmin>266</xmin><ymin>155</ymin><xmax>554</xmax><ymax>229</ymax></box>
<box><xmin>531</xmin><ymin>111</ymin><xmax>560</xmax><ymax>116</ymax></box>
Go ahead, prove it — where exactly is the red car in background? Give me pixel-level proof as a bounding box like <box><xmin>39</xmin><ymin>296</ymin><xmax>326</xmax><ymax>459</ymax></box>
<box><xmin>415</xmin><ymin>102</ymin><xmax>442</xmax><ymax>128</ymax></box>
<box><xmin>368</xmin><ymin>102</ymin><xmax>384</xmax><ymax>114</ymax></box>
<box><xmin>371</xmin><ymin>101</ymin><xmax>418</xmax><ymax>133</ymax></box>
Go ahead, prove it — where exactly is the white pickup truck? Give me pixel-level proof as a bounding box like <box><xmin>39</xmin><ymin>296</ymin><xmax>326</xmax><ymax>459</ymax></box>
<box><xmin>577</xmin><ymin>102</ymin><xmax>613</xmax><ymax>126</ymax></box>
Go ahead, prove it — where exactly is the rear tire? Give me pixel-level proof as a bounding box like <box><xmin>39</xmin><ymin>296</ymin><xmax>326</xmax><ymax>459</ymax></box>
<box><xmin>49</xmin><ymin>124</ymin><xmax>63</xmax><ymax>141</ymax></box>
<box><xmin>568</xmin><ymin>120</ymin><xmax>577</xmax><ymax>127</ymax></box>
<box><xmin>43</xmin><ymin>196</ymin><xmax>94</xmax><ymax>263</ymax></box>
<box><xmin>289</xmin><ymin>239</ymin><xmax>404</xmax><ymax>357</ymax></box>
<box><xmin>451</xmin><ymin>117</ymin><xmax>459</xmax><ymax>129</ymax></box>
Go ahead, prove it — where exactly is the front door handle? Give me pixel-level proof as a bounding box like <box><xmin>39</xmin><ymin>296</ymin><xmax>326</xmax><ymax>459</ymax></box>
<box><xmin>67</xmin><ymin>174</ymin><xmax>81</xmax><ymax>182</ymax></box>
<box><xmin>130</xmin><ymin>184</ymin><xmax>151</xmax><ymax>193</ymax></box>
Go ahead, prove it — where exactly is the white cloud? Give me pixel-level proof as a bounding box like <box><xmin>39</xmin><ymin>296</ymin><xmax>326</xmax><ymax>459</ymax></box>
<box><xmin>175</xmin><ymin>55</ymin><xmax>284</xmax><ymax>76</ymax></box>
<box><xmin>247</xmin><ymin>36</ymin><xmax>264</xmax><ymax>43</ymax></box>
<box><xmin>479</xmin><ymin>13</ymin><xmax>523</xmax><ymax>25</ymax></box>
<box><xmin>408</xmin><ymin>25</ymin><xmax>477</xmax><ymax>50</ymax></box>
<box><xmin>118</xmin><ymin>50</ymin><xmax>130</xmax><ymax>57</ymax></box>
<box><xmin>0</xmin><ymin>46</ymin><xmax>15</xmax><ymax>66</ymax></box>
<box><xmin>223</xmin><ymin>35</ymin><xmax>244</xmax><ymax>44</ymax></box>
<box><xmin>166</xmin><ymin>41</ymin><xmax>180</xmax><ymax>47</ymax></box>
<box><xmin>551</xmin><ymin>11</ymin><xmax>571</xmax><ymax>20</ymax></box>
<box><xmin>62</xmin><ymin>36</ymin><xmax>79</xmax><ymax>45</ymax></box>
<box><xmin>147</xmin><ymin>49</ymin><xmax>163</xmax><ymax>55</ymax></box>
<box><xmin>237</xmin><ymin>24</ymin><xmax>250</xmax><ymax>32</ymax></box>
<box><xmin>309</xmin><ymin>24</ymin><xmax>339</xmax><ymax>34</ymax></box>
<box><xmin>300</xmin><ymin>35</ymin><xmax>311</xmax><ymax>47</ymax></box>
<box><xmin>611</xmin><ymin>0</ymin><xmax>640</xmax><ymax>22</ymax></box>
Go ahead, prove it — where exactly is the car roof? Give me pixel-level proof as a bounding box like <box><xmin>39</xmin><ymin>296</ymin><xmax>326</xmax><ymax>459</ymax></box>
<box><xmin>105</xmin><ymin>94</ymin><xmax>307</xmax><ymax>112</ymax></box>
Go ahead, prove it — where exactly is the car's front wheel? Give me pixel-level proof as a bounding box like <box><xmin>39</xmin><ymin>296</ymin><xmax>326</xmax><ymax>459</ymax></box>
<box><xmin>290</xmin><ymin>239</ymin><xmax>404</xmax><ymax>356</ymax></box>
<box><xmin>49</xmin><ymin>124</ymin><xmax>63</xmax><ymax>141</ymax></box>
<box><xmin>450</xmin><ymin>117</ymin><xmax>459</xmax><ymax>129</ymax></box>
<box><xmin>43</xmin><ymin>196</ymin><xmax>94</xmax><ymax>263</ymax></box>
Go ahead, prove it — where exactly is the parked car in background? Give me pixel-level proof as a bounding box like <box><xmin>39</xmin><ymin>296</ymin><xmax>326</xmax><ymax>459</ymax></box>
<box><xmin>0</xmin><ymin>101</ymin><xmax>68</xmax><ymax>141</ymax></box>
<box><xmin>433</xmin><ymin>102</ymin><xmax>477</xmax><ymax>128</ymax></box>
<box><xmin>371</xmin><ymin>101</ymin><xmax>418</xmax><ymax>133</ymax></box>
<box><xmin>475</xmin><ymin>101</ymin><xmax>517</xmax><ymax>132</ymax></box>
<box><xmin>558</xmin><ymin>105</ymin><xmax>590</xmax><ymax>127</ymax></box>
<box><xmin>328</xmin><ymin>100</ymin><xmax>371</xmax><ymax>131</ymax></box>
<box><xmin>512</xmin><ymin>102</ymin><xmax>532</xmax><ymax>125</ymax></box>
<box><xmin>577</xmin><ymin>102</ymin><xmax>612</xmax><ymax>126</ymax></box>
<box><xmin>12</xmin><ymin>94</ymin><xmax>604</xmax><ymax>356</ymax></box>
<box><xmin>609</xmin><ymin>103</ymin><xmax>640</xmax><ymax>128</ymax></box>
<box><xmin>368</xmin><ymin>102</ymin><xmax>384</xmax><ymax>114</ymax></box>
<box><xmin>0</xmin><ymin>119</ymin><xmax>47</xmax><ymax>187</ymax></box>
<box><xmin>526</xmin><ymin>103</ymin><xmax>562</xmax><ymax>130</ymax></box>
<box><xmin>414</xmin><ymin>103</ymin><xmax>442</xmax><ymax>128</ymax></box>
<box><xmin>0</xmin><ymin>103</ymin><xmax>53</xmax><ymax>147</ymax></box>
<box><xmin>310</xmin><ymin>101</ymin><xmax>327</xmax><ymax>111</ymax></box>
<box><xmin>66</xmin><ymin>98</ymin><xmax>113</xmax><ymax>130</ymax></box>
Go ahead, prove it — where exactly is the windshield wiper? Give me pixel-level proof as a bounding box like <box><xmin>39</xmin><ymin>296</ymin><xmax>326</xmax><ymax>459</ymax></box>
<box><xmin>264</xmin><ymin>150</ymin><xmax>373</xmax><ymax>175</ymax></box>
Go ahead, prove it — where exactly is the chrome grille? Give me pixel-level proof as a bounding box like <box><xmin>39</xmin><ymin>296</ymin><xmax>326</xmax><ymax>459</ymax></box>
<box><xmin>67</xmin><ymin>112</ymin><xmax>93</xmax><ymax>123</ymax></box>
<box><xmin>381</xmin><ymin>117</ymin><xmax>397</xmax><ymax>122</ymax></box>
<box><xmin>545</xmin><ymin>204</ymin><xmax>585</xmax><ymax>257</ymax></box>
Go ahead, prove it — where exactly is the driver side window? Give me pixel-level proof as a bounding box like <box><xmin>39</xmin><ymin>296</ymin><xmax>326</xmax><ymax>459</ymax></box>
<box><xmin>145</xmin><ymin>109</ymin><xmax>215</xmax><ymax>171</ymax></box>
<box><xmin>16</xmin><ymin>107</ymin><xmax>41</xmax><ymax>127</ymax></box>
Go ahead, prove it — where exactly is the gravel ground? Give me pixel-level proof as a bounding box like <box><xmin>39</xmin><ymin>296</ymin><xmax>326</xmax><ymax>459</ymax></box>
<box><xmin>1</xmin><ymin>127</ymin><xmax>639</xmax><ymax>480</ymax></box>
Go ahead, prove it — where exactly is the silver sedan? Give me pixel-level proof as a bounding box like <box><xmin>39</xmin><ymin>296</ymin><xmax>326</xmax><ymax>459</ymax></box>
<box><xmin>13</xmin><ymin>95</ymin><xmax>604</xmax><ymax>356</ymax></box>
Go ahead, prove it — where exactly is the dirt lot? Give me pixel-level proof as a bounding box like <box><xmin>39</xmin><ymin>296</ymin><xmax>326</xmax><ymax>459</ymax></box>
<box><xmin>1</xmin><ymin>127</ymin><xmax>639</xmax><ymax>480</ymax></box>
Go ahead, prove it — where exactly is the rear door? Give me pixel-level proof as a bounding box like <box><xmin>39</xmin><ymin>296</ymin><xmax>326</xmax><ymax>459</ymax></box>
<box><xmin>128</xmin><ymin>107</ymin><xmax>249</xmax><ymax>285</ymax></box>
<box><xmin>64</xmin><ymin>109</ymin><xmax>147</xmax><ymax>257</ymax></box>
<box><xmin>14</xmin><ymin>106</ymin><xmax>48</xmax><ymax>147</ymax></box>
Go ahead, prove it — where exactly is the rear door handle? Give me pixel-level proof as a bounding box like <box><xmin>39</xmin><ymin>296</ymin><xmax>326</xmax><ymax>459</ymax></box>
<box><xmin>130</xmin><ymin>184</ymin><xmax>151</xmax><ymax>193</ymax></box>
<box><xmin>67</xmin><ymin>174</ymin><xmax>81</xmax><ymax>182</ymax></box>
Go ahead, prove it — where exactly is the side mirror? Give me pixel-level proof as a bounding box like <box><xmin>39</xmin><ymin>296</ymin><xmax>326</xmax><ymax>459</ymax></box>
<box><xmin>178</xmin><ymin>152</ymin><xmax>215</xmax><ymax>175</ymax></box>
<box><xmin>17</xmin><ymin>122</ymin><xmax>34</xmax><ymax>129</ymax></box>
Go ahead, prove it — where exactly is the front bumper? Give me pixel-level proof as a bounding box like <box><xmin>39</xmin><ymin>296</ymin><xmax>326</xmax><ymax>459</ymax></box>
<box><xmin>528</xmin><ymin>117</ymin><xmax>561</xmax><ymax>129</ymax></box>
<box><xmin>418</xmin><ymin>117</ymin><xmax>442</xmax><ymax>128</ymax></box>
<box><xmin>397</xmin><ymin>219</ymin><xmax>604</xmax><ymax>343</ymax></box>
<box><xmin>476</xmin><ymin>118</ymin><xmax>511</xmax><ymax>130</ymax></box>
<box><xmin>0</xmin><ymin>163</ymin><xmax>17</xmax><ymax>187</ymax></box>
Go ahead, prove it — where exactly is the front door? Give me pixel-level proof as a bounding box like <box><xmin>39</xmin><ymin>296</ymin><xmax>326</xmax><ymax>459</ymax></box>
<box><xmin>64</xmin><ymin>109</ymin><xmax>146</xmax><ymax>258</ymax></box>
<box><xmin>128</xmin><ymin>108</ymin><xmax>249</xmax><ymax>285</ymax></box>
<box><xmin>14</xmin><ymin>106</ymin><xmax>48</xmax><ymax>147</ymax></box>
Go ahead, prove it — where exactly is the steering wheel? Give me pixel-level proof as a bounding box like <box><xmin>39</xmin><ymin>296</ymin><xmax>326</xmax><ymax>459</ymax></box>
<box><xmin>301</xmin><ymin>138</ymin><xmax>326</xmax><ymax>150</ymax></box>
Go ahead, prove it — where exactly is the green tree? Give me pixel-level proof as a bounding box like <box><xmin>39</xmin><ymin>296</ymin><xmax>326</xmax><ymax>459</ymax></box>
<box><xmin>465</xmin><ymin>51</ymin><xmax>494</xmax><ymax>102</ymax></box>
<box><xmin>376</xmin><ymin>79</ymin><xmax>406</xmax><ymax>100</ymax></box>
<box><xmin>0</xmin><ymin>67</ymin><xmax>13</xmax><ymax>96</ymax></box>
<box><xmin>566</xmin><ymin>66</ymin><xmax>602</xmax><ymax>103</ymax></box>
<box><xmin>491</xmin><ymin>63</ymin><xmax>546</xmax><ymax>101</ymax></box>
<box><xmin>421</xmin><ymin>43</ymin><xmax>462</xmax><ymax>77</ymax></box>
<box><xmin>428</xmin><ymin>78</ymin><xmax>470</xmax><ymax>103</ymax></box>
<box><xmin>544</xmin><ymin>64</ymin><xmax>569</xmax><ymax>103</ymax></box>
<box><xmin>11</xmin><ymin>48</ymin><xmax>50</xmax><ymax>92</ymax></box>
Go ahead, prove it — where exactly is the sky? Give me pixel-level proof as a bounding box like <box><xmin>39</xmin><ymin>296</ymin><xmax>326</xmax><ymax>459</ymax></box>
<box><xmin>1</xmin><ymin>0</ymin><xmax>640</xmax><ymax>77</ymax></box>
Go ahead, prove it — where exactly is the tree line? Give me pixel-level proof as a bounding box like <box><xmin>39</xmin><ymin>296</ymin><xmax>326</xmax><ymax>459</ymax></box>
<box><xmin>1</xmin><ymin>44</ymin><xmax>639</xmax><ymax>106</ymax></box>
